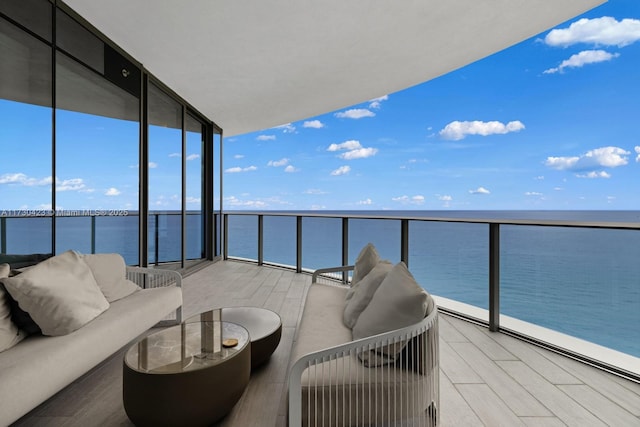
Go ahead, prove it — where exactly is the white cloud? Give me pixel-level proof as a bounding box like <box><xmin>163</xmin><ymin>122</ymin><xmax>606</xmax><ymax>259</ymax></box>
<box><xmin>304</xmin><ymin>189</ymin><xmax>328</xmax><ymax>195</ymax></box>
<box><xmin>186</xmin><ymin>196</ymin><xmax>201</xmax><ymax>204</ymax></box>
<box><xmin>56</xmin><ymin>178</ymin><xmax>85</xmax><ymax>192</ymax></box>
<box><xmin>392</xmin><ymin>195</ymin><xmax>425</xmax><ymax>205</ymax></box>
<box><xmin>544</xmin><ymin>17</ymin><xmax>640</xmax><ymax>48</ymax></box>
<box><xmin>339</xmin><ymin>147</ymin><xmax>378</xmax><ymax>160</ymax></box>
<box><xmin>635</xmin><ymin>146</ymin><xmax>640</xmax><ymax>162</ymax></box>
<box><xmin>224</xmin><ymin>196</ymin><xmax>268</xmax><ymax>208</ymax></box>
<box><xmin>169</xmin><ymin>152</ymin><xmax>181</xmax><ymax>158</ymax></box>
<box><xmin>225</xmin><ymin>166</ymin><xmax>257</xmax><ymax>173</ymax></box>
<box><xmin>439</xmin><ymin>120</ymin><xmax>525</xmax><ymax>140</ymax></box>
<box><xmin>274</xmin><ymin>123</ymin><xmax>296</xmax><ymax>133</ymax></box>
<box><xmin>357</xmin><ymin>198</ymin><xmax>373</xmax><ymax>205</ymax></box>
<box><xmin>105</xmin><ymin>187</ymin><xmax>121</xmax><ymax>196</ymax></box>
<box><xmin>149</xmin><ymin>162</ymin><xmax>158</xmax><ymax>169</ymax></box>
<box><xmin>186</xmin><ymin>154</ymin><xmax>200</xmax><ymax>161</ymax></box>
<box><xmin>0</xmin><ymin>173</ymin><xmax>44</xmax><ymax>186</ymax></box>
<box><xmin>544</xmin><ymin>50</ymin><xmax>619</xmax><ymax>74</ymax></box>
<box><xmin>469</xmin><ymin>187</ymin><xmax>490</xmax><ymax>195</ymax></box>
<box><xmin>525</xmin><ymin>192</ymin><xmax>543</xmax><ymax>196</ymax></box>
<box><xmin>327</xmin><ymin>140</ymin><xmax>362</xmax><ymax>151</ymax></box>
<box><xmin>327</xmin><ymin>140</ymin><xmax>377</xmax><ymax>160</ymax></box>
<box><xmin>303</xmin><ymin>120</ymin><xmax>325</xmax><ymax>129</ymax></box>
<box><xmin>368</xmin><ymin>95</ymin><xmax>388</xmax><ymax>109</ymax></box>
<box><xmin>234</xmin><ymin>154</ymin><xmax>245</xmax><ymax>159</ymax></box>
<box><xmin>335</xmin><ymin>108</ymin><xmax>375</xmax><ymax>119</ymax></box>
<box><xmin>257</xmin><ymin>134</ymin><xmax>276</xmax><ymax>141</ymax></box>
<box><xmin>330</xmin><ymin>165</ymin><xmax>351</xmax><ymax>176</ymax></box>
<box><xmin>438</xmin><ymin>195</ymin><xmax>452</xmax><ymax>201</ymax></box>
<box><xmin>534</xmin><ymin>176</ymin><xmax>545</xmax><ymax>180</ymax></box>
<box><xmin>576</xmin><ymin>171</ymin><xmax>611</xmax><ymax>179</ymax></box>
<box><xmin>284</xmin><ymin>165</ymin><xmax>299</xmax><ymax>173</ymax></box>
<box><xmin>545</xmin><ymin>146</ymin><xmax>629</xmax><ymax>171</ymax></box>
<box><xmin>268</xmin><ymin>158</ymin><xmax>289</xmax><ymax>167</ymax></box>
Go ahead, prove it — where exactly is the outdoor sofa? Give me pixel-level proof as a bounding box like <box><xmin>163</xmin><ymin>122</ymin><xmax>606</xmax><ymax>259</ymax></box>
<box><xmin>0</xmin><ymin>250</ymin><xmax>182</xmax><ymax>425</ymax></box>
<box><xmin>288</xmin><ymin>244</ymin><xmax>440</xmax><ymax>426</ymax></box>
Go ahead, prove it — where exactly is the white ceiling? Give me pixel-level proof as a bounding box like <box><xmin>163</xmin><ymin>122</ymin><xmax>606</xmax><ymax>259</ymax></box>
<box><xmin>63</xmin><ymin>0</ymin><xmax>605</xmax><ymax>136</ymax></box>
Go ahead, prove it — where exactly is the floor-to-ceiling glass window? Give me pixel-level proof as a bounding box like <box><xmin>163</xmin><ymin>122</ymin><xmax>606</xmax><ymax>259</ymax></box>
<box><xmin>54</xmin><ymin>54</ymin><xmax>140</xmax><ymax>263</ymax></box>
<box><xmin>2</xmin><ymin>1</ymin><xmax>217</xmax><ymax>270</ymax></box>
<box><xmin>54</xmin><ymin>8</ymin><xmax>140</xmax><ymax>264</ymax></box>
<box><xmin>0</xmin><ymin>7</ymin><xmax>53</xmax><ymax>255</ymax></box>
<box><xmin>148</xmin><ymin>83</ymin><xmax>183</xmax><ymax>265</ymax></box>
<box><xmin>185</xmin><ymin>114</ymin><xmax>205</xmax><ymax>265</ymax></box>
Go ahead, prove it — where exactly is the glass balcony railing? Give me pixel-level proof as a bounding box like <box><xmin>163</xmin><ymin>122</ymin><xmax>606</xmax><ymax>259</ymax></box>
<box><xmin>223</xmin><ymin>211</ymin><xmax>640</xmax><ymax>381</ymax></box>
<box><xmin>0</xmin><ymin>211</ymin><xmax>210</xmax><ymax>266</ymax></box>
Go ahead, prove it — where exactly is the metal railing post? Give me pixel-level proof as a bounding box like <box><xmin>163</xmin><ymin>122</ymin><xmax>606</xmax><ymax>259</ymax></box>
<box><xmin>489</xmin><ymin>223</ymin><xmax>500</xmax><ymax>332</ymax></box>
<box><xmin>258</xmin><ymin>215</ymin><xmax>264</xmax><ymax>266</ymax></box>
<box><xmin>296</xmin><ymin>215</ymin><xmax>302</xmax><ymax>273</ymax></box>
<box><xmin>1</xmin><ymin>217</ymin><xmax>6</xmax><ymax>253</ymax></box>
<box><xmin>90</xmin><ymin>216</ymin><xmax>96</xmax><ymax>254</ymax></box>
<box><xmin>401</xmin><ymin>219</ymin><xmax>409</xmax><ymax>267</ymax></box>
<box><xmin>342</xmin><ymin>217</ymin><xmax>349</xmax><ymax>284</ymax></box>
<box><xmin>223</xmin><ymin>214</ymin><xmax>229</xmax><ymax>260</ymax></box>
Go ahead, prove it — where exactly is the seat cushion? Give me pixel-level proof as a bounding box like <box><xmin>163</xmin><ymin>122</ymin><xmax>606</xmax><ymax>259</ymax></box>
<box><xmin>292</xmin><ymin>283</ymin><xmax>351</xmax><ymax>362</ymax></box>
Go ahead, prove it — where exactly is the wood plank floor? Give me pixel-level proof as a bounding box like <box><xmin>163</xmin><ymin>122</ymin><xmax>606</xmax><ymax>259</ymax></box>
<box><xmin>13</xmin><ymin>260</ymin><xmax>640</xmax><ymax>427</ymax></box>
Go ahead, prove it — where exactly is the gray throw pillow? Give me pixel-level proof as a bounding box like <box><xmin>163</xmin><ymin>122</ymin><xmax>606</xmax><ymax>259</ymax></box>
<box><xmin>0</xmin><ymin>264</ymin><xmax>27</xmax><ymax>352</ymax></box>
<box><xmin>352</xmin><ymin>262</ymin><xmax>428</xmax><ymax>364</ymax></box>
<box><xmin>82</xmin><ymin>253</ymin><xmax>140</xmax><ymax>302</ymax></box>
<box><xmin>343</xmin><ymin>260</ymin><xmax>392</xmax><ymax>328</ymax></box>
<box><xmin>2</xmin><ymin>250</ymin><xmax>110</xmax><ymax>336</ymax></box>
<box><xmin>347</xmin><ymin>243</ymin><xmax>380</xmax><ymax>301</ymax></box>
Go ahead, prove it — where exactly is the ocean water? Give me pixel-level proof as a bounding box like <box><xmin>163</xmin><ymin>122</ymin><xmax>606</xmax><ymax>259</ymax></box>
<box><xmin>2</xmin><ymin>210</ymin><xmax>639</xmax><ymax>358</ymax></box>
<box><xmin>227</xmin><ymin>211</ymin><xmax>640</xmax><ymax>358</ymax></box>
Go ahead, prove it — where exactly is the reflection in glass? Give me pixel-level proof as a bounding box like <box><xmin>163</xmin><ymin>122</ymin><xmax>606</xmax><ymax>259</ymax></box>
<box><xmin>186</xmin><ymin>114</ymin><xmax>204</xmax><ymax>261</ymax></box>
<box><xmin>148</xmin><ymin>83</ymin><xmax>182</xmax><ymax>264</ymax></box>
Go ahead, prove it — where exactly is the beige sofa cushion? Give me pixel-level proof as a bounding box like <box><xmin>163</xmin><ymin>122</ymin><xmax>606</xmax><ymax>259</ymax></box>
<box><xmin>352</xmin><ymin>262</ymin><xmax>428</xmax><ymax>364</ymax></box>
<box><xmin>82</xmin><ymin>253</ymin><xmax>140</xmax><ymax>302</ymax></box>
<box><xmin>0</xmin><ymin>264</ymin><xmax>26</xmax><ymax>352</ymax></box>
<box><xmin>342</xmin><ymin>260</ymin><xmax>392</xmax><ymax>328</ymax></box>
<box><xmin>348</xmin><ymin>243</ymin><xmax>380</xmax><ymax>294</ymax></box>
<box><xmin>2</xmin><ymin>250</ymin><xmax>110</xmax><ymax>336</ymax></box>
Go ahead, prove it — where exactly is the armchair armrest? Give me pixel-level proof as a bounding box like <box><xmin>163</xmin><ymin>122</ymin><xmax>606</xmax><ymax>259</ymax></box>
<box><xmin>311</xmin><ymin>265</ymin><xmax>355</xmax><ymax>286</ymax></box>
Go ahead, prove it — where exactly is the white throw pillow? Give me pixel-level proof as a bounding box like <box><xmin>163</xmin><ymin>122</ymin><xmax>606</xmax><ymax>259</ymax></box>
<box><xmin>0</xmin><ymin>263</ymin><xmax>26</xmax><ymax>352</ymax></box>
<box><xmin>352</xmin><ymin>262</ymin><xmax>428</xmax><ymax>363</ymax></box>
<box><xmin>347</xmin><ymin>243</ymin><xmax>381</xmax><ymax>301</ymax></box>
<box><xmin>343</xmin><ymin>260</ymin><xmax>392</xmax><ymax>328</ymax></box>
<box><xmin>82</xmin><ymin>253</ymin><xmax>140</xmax><ymax>302</ymax></box>
<box><xmin>2</xmin><ymin>250</ymin><xmax>110</xmax><ymax>336</ymax></box>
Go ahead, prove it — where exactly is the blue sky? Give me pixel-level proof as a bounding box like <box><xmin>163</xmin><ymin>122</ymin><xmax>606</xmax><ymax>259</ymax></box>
<box><xmin>1</xmin><ymin>0</ymin><xmax>639</xmax><ymax>213</ymax></box>
<box><xmin>223</xmin><ymin>0</ymin><xmax>640</xmax><ymax>211</ymax></box>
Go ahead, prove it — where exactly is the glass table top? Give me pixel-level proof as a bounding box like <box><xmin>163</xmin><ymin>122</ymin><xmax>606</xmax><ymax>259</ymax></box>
<box><xmin>124</xmin><ymin>319</ymin><xmax>249</xmax><ymax>374</ymax></box>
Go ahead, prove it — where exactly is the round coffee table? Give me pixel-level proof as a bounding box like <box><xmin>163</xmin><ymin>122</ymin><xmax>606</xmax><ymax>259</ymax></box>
<box><xmin>221</xmin><ymin>307</ymin><xmax>282</xmax><ymax>370</ymax></box>
<box><xmin>123</xmin><ymin>318</ymin><xmax>250</xmax><ymax>427</ymax></box>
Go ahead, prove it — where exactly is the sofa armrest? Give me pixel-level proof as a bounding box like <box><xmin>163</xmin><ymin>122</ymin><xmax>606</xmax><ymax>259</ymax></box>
<box><xmin>311</xmin><ymin>265</ymin><xmax>355</xmax><ymax>286</ymax></box>
<box><xmin>288</xmin><ymin>307</ymin><xmax>439</xmax><ymax>427</ymax></box>
<box><xmin>125</xmin><ymin>266</ymin><xmax>182</xmax><ymax>324</ymax></box>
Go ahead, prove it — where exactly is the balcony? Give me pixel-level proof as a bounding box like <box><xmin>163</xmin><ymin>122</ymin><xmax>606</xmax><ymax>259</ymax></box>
<box><xmin>12</xmin><ymin>259</ymin><xmax>640</xmax><ymax>426</ymax></box>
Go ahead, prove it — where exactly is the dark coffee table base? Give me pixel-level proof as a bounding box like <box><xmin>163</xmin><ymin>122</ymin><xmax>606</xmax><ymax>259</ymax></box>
<box><xmin>123</xmin><ymin>345</ymin><xmax>250</xmax><ymax>427</ymax></box>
